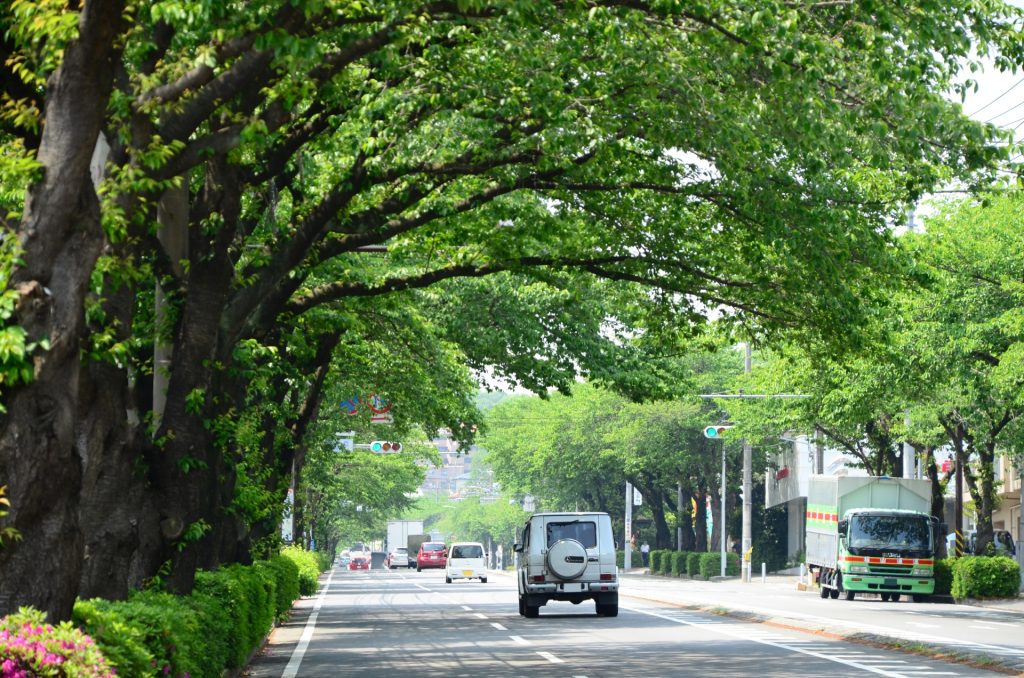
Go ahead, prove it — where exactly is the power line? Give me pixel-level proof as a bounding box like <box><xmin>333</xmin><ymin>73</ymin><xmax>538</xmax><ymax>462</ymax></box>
<box><xmin>967</xmin><ymin>76</ymin><xmax>1024</xmax><ymax>117</ymax></box>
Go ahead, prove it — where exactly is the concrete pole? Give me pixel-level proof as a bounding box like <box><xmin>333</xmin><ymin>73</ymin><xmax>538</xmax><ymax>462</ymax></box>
<box><xmin>955</xmin><ymin>448</ymin><xmax>964</xmax><ymax>557</ymax></box>
<box><xmin>625</xmin><ymin>482</ymin><xmax>633</xmax><ymax>570</ymax></box>
<box><xmin>902</xmin><ymin>412</ymin><xmax>915</xmax><ymax>479</ymax></box>
<box><xmin>721</xmin><ymin>443</ymin><xmax>727</xmax><ymax>577</ymax></box>
<box><xmin>741</xmin><ymin>343</ymin><xmax>752</xmax><ymax>582</ymax></box>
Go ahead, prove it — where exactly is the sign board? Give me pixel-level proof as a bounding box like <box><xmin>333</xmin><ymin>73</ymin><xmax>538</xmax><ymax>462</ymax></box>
<box><xmin>633</xmin><ymin>488</ymin><xmax>643</xmax><ymax>506</ymax></box>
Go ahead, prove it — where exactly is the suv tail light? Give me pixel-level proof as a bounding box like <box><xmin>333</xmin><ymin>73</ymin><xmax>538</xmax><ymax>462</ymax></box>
<box><xmin>600</xmin><ymin>573</ymin><xmax>615</xmax><ymax>581</ymax></box>
<box><xmin>530</xmin><ymin>574</ymin><xmax>546</xmax><ymax>583</ymax></box>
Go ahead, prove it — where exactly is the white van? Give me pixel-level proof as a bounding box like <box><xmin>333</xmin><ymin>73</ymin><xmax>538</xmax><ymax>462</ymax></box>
<box><xmin>514</xmin><ymin>512</ymin><xmax>619</xmax><ymax>617</ymax></box>
<box><xmin>445</xmin><ymin>542</ymin><xmax>488</xmax><ymax>583</ymax></box>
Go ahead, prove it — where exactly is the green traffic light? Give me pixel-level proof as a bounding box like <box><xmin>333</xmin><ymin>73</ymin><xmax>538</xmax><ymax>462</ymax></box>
<box><xmin>370</xmin><ymin>441</ymin><xmax>384</xmax><ymax>452</ymax></box>
<box><xmin>704</xmin><ymin>426</ymin><xmax>718</xmax><ymax>438</ymax></box>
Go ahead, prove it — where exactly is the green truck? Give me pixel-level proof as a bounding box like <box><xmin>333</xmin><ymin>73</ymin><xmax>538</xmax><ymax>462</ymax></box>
<box><xmin>807</xmin><ymin>476</ymin><xmax>941</xmax><ymax>602</ymax></box>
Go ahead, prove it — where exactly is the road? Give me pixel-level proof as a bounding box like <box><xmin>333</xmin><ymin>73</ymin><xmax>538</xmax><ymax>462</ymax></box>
<box><xmin>244</xmin><ymin>566</ymin><xmax>1020</xmax><ymax>678</ymax></box>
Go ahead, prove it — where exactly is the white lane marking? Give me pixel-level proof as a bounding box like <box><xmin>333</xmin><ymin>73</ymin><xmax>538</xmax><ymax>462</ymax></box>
<box><xmin>625</xmin><ymin>607</ymin><xmax>926</xmax><ymax>678</ymax></box>
<box><xmin>282</xmin><ymin>569</ymin><xmax>335</xmax><ymax>678</ymax></box>
<box><xmin>967</xmin><ymin>625</ymin><xmax>1000</xmax><ymax>630</ymax></box>
<box><xmin>907</xmin><ymin>623</ymin><xmax>941</xmax><ymax>628</ymax></box>
<box><xmin>462</xmin><ymin>605</ymin><xmax>473</xmax><ymax>611</ymax></box>
<box><xmin>474</xmin><ymin>613</ymin><xmax>487</xmax><ymax>619</ymax></box>
<box><xmin>509</xmin><ymin>635</ymin><xmax>530</xmax><ymax>645</ymax></box>
<box><xmin>491</xmin><ymin>623</ymin><xmax>507</xmax><ymax>631</ymax></box>
<box><xmin>537</xmin><ymin>651</ymin><xmax>564</xmax><ymax>664</ymax></box>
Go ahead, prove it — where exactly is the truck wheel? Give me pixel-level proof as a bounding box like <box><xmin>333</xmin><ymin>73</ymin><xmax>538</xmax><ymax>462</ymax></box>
<box><xmin>829</xmin><ymin>588</ymin><xmax>839</xmax><ymax>599</ymax></box>
<box><xmin>890</xmin><ymin>593</ymin><xmax>901</xmax><ymax>602</ymax></box>
<box><xmin>880</xmin><ymin>593</ymin><xmax>890</xmax><ymax>601</ymax></box>
<box><xmin>912</xmin><ymin>594</ymin><xmax>927</xmax><ymax>603</ymax></box>
<box><xmin>819</xmin><ymin>584</ymin><xmax>829</xmax><ymax>599</ymax></box>
<box><xmin>845</xmin><ymin>591</ymin><xmax>855</xmax><ymax>601</ymax></box>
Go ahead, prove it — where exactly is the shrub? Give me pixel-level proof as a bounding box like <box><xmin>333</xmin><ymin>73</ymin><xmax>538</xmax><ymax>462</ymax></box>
<box><xmin>193</xmin><ymin>564</ymin><xmax>275</xmax><ymax>669</ymax></box>
<box><xmin>76</xmin><ymin>590</ymin><xmax>213</xmax><ymax>678</ymax></box>
<box><xmin>686</xmin><ymin>552</ymin><xmax>702</xmax><ymax>577</ymax></box>
<box><xmin>951</xmin><ymin>555</ymin><xmax>1021</xmax><ymax>599</ymax></box>
<box><xmin>73</xmin><ymin>599</ymin><xmax>155</xmax><ymax>676</ymax></box>
<box><xmin>282</xmin><ymin>546</ymin><xmax>321</xmax><ymax>596</ymax></box>
<box><xmin>671</xmin><ymin>551</ymin><xmax>688</xmax><ymax>576</ymax></box>
<box><xmin>649</xmin><ymin>550</ymin><xmax>662</xmax><ymax>573</ymax></box>
<box><xmin>263</xmin><ymin>554</ymin><xmax>300</xmax><ymax>619</ymax></box>
<box><xmin>615</xmin><ymin>550</ymin><xmax>640</xmax><ymax>568</ymax></box>
<box><xmin>1</xmin><ymin>606</ymin><xmax>115</xmax><ymax>677</ymax></box>
<box><xmin>695</xmin><ymin>552</ymin><xmax>741</xmax><ymax>579</ymax></box>
<box><xmin>933</xmin><ymin>558</ymin><xmax>954</xmax><ymax>595</ymax></box>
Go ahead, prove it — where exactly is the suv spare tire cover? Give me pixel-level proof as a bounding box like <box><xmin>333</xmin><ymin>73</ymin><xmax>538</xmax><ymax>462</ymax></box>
<box><xmin>546</xmin><ymin>539</ymin><xmax>588</xmax><ymax>580</ymax></box>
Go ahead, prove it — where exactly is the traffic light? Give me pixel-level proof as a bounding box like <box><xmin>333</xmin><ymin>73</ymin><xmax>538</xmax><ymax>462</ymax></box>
<box><xmin>703</xmin><ymin>425</ymin><xmax>733</xmax><ymax>439</ymax></box>
<box><xmin>369</xmin><ymin>441</ymin><xmax>402</xmax><ymax>453</ymax></box>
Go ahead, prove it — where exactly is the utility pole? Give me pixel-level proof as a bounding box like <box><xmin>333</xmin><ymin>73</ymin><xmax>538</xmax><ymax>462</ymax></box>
<box><xmin>741</xmin><ymin>343</ymin><xmax>752</xmax><ymax>582</ymax></box>
<box><xmin>955</xmin><ymin>447</ymin><xmax>964</xmax><ymax>557</ymax></box>
<box><xmin>902</xmin><ymin>412</ymin><xmax>915</xmax><ymax>479</ymax></box>
<box><xmin>624</xmin><ymin>482</ymin><xmax>633</xmax><ymax>570</ymax></box>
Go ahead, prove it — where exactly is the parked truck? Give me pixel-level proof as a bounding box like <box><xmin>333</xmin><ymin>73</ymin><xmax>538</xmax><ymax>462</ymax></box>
<box><xmin>807</xmin><ymin>476</ymin><xmax>940</xmax><ymax>602</ymax></box>
<box><xmin>386</xmin><ymin>520</ymin><xmax>425</xmax><ymax>568</ymax></box>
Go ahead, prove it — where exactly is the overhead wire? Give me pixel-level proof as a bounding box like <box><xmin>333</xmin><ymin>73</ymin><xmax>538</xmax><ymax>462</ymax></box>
<box><xmin>966</xmin><ymin>76</ymin><xmax>1024</xmax><ymax>117</ymax></box>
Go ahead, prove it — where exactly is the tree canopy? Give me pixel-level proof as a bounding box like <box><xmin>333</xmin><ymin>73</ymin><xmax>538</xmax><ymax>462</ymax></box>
<box><xmin>0</xmin><ymin>0</ymin><xmax>1022</xmax><ymax>620</ymax></box>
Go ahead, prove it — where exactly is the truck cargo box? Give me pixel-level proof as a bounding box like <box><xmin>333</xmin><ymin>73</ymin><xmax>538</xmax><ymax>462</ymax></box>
<box><xmin>806</xmin><ymin>476</ymin><xmax>931</xmax><ymax>570</ymax></box>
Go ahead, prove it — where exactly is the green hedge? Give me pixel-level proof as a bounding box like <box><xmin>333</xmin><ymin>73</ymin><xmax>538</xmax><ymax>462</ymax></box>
<box><xmin>934</xmin><ymin>558</ymin><xmax>954</xmax><ymax>595</ymax></box>
<box><xmin>283</xmin><ymin>544</ymin><xmax>322</xmax><ymax>596</ymax></box>
<box><xmin>686</xmin><ymin>552</ymin><xmax>702</xmax><ymax>577</ymax></box>
<box><xmin>671</xmin><ymin>551</ymin><xmax>689</xmax><ymax>576</ymax></box>
<box><xmin>697</xmin><ymin>552</ymin><xmax>741</xmax><ymax>580</ymax></box>
<box><xmin>616</xmin><ymin>549</ymin><xmax>640</xmax><ymax>568</ymax></box>
<box><xmin>951</xmin><ymin>555</ymin><xmax>1021</xmax><ymax>599</ymax></box>
<box><xmin>70</xmin><ymin>550</ymin><xmax>310</xmax><ymax>677</ymax></box>
<box><xmin>650</xmin><ymin>550</ymin><xmax>663</xmax><ymax>573</ymax></box>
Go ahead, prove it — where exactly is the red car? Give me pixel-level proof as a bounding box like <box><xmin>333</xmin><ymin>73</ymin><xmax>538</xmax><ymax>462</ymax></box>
<box><xmin>416</xmin><ymin>542</ymin><xmax>447</xmax><ymax>571</ymax></box>
<box><xmin>348</xmin><ymin>555</ymin><xmax>370</xmax><ymax>570</ymax></box>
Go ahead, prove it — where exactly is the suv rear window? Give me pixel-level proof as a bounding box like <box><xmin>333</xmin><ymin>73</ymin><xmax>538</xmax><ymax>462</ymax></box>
<box><xmin>547</xmin><ymin>520</ymin><xmax>597</xmax><ymax>548</ymax></box>
<box><xmin>451</xmin><ymin>544</ymin><xmax>482</xmax><ymax>558</ymax></box>
<box><xmin>422</xmin><ymin>542</ymin><xmax>445</xmax><ymax>552</ymax></box>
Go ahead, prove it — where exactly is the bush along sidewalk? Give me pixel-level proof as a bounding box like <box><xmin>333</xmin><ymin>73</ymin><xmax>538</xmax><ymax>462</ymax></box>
<box><xmin>0</xmin><ymin>547</ymin><xmax>323</xmax><ymax>677</ymax></box>
<box><xmin>949</xmin><ymin>555</ymin><xmax>1021</xmax><ymax>600</ymax></box>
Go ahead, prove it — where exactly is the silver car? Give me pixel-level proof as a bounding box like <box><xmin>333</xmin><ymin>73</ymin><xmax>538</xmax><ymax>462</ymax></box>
<box><xmin>386</xmin><ymin>547</ymin><xmax>410</xmax><ymax>569</ymax></box>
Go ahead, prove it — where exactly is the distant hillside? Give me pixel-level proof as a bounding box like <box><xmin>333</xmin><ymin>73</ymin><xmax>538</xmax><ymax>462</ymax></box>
<box><xmin>475</xmin><ymin>390</ymin><xmax>511</xmax><ymax>411</ymax></box>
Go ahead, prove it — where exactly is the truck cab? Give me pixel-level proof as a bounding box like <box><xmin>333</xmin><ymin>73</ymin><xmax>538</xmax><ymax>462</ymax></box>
<box><xmin>836</xmin><ymin>508</ymin><xmax>937</xmax><ymax>601</ymax></box>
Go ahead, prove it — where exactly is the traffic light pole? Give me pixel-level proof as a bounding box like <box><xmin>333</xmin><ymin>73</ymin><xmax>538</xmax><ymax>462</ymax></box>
<box><xmin>741</xmin><ymin>344</ymin><xmax>752</xmax><ymax>583</ymax></box>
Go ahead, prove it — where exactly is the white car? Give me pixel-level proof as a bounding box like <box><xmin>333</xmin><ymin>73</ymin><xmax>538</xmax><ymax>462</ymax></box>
<box><xmin>514</xmin><ymin>512</ymin><xmax>619</xmax><ymax>617</ymax></box>
<box><xmin>445</xmin><ymin>542</ymin><xmax>488</xmax><ymax>583</ymax></box>
<box><xmin>386</xmin><ymin>547</ymin><xmax>409</xmax><ymax>569</ymax></box>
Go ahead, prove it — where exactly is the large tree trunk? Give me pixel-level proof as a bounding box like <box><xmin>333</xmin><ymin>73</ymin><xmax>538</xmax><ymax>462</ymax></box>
<box><xmin>0</xmin><ymin>1</ymin><xmax>126</xmax><ymax>621</ymax></box>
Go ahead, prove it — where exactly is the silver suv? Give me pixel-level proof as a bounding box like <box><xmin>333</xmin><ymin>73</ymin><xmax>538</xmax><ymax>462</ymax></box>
<box><xmin>514</xmin><ymin>511</ymin><xmax>619</xmax><ymax>617</ymax></box>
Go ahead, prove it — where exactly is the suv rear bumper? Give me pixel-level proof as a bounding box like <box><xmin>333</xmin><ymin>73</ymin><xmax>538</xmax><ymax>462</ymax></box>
<box><xmin>524</xmin><ymin>580</ymin><xmax>618</xmax><ymax>595</ymax></box>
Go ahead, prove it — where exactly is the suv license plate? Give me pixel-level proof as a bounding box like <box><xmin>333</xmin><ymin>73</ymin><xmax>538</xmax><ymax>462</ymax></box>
<box><xmin>561</xmin><ymin>583</ymin><xmax>583</xmax><ymax>592</ymax></box>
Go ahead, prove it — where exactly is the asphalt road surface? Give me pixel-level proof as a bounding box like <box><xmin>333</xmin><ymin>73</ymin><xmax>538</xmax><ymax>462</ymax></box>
<box><xmin>244</xmin><ymin>567</ymin><xmax>1012</xmax><ymax>678</ymax></box>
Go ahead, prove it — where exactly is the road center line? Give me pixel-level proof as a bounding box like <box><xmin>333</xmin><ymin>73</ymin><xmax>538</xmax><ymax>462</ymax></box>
<box><xmin>282</xmin><ymin>568</ymin><xmax>335</xmax><ymax>678</ymax></box>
